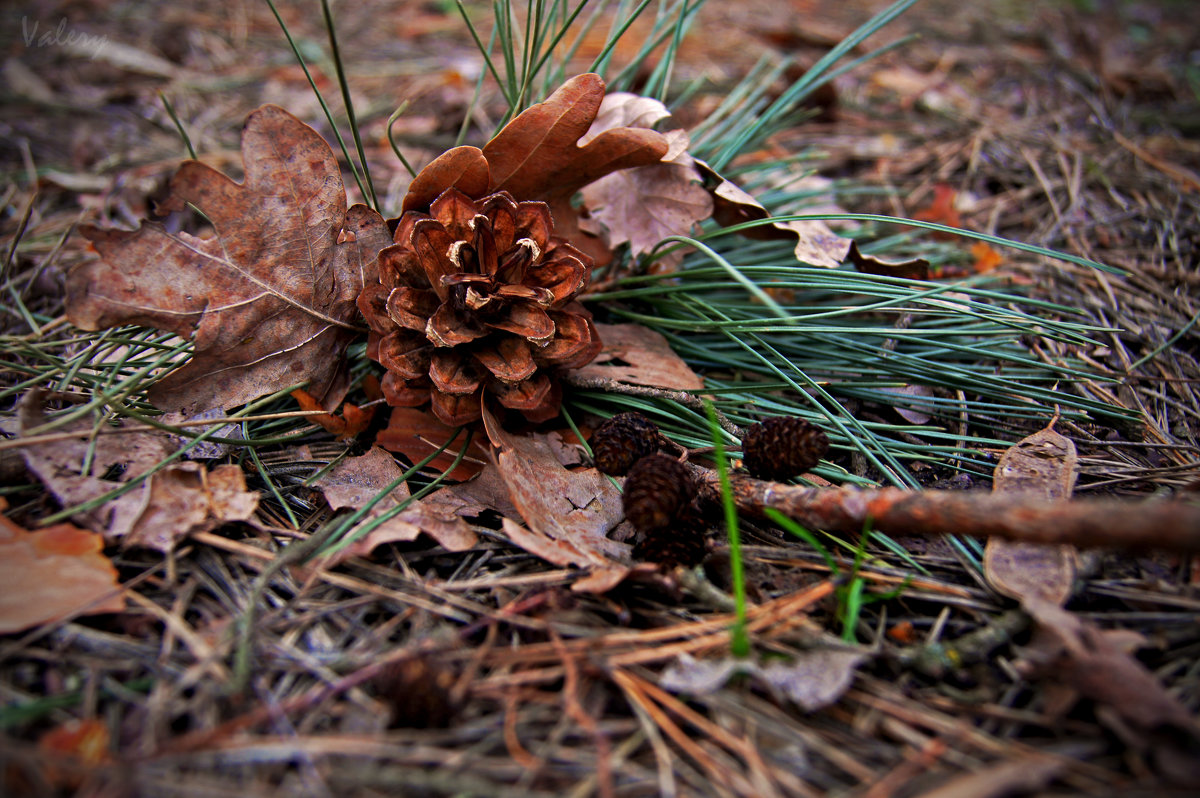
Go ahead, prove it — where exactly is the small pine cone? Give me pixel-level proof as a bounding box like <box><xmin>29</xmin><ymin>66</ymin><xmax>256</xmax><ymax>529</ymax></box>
<box><xmin>741</xmin><ymin>417</ymin><xmax>829</xmax><ymax>481</ymax></box>
<box><xmin>633</xmin><ymin>500</ymin><xmax>709</xmax><ymax>567</ymax></box>
<box><xmin>623</xmin><ymin>452</ymin><xmax>696</xmax><ymax>533</ymax></box>
<box><xmin>591</xmin><ymin>411</ymin><xmax>662</xmax><ymax>475</ymax></box>
<box><xmin>372</xmin><ymin>655</ymin><xmax>459</xmax><ymax>729</ymax></box>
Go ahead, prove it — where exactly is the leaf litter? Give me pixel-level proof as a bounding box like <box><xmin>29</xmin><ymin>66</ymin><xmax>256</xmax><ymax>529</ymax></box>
<box><xmin>2</xmin><ymin>2</ymin><xmax>1200</xmax><ymax>794</ymax></box>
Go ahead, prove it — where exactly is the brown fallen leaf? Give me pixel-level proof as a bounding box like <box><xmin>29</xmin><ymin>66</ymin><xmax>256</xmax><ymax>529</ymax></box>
<box><xmin>482</xmin><ymin>405</ymin><xmax>630</xmax><ymax>593</ymax></box>
<box><xmin>18</xmin><ymin>391</ymin><xmax>177</xmax><ymax>534</ymax></box>
<box><xmin>968</xmin><ymin>241</ymin><xmax>1003</xmax><ymax>273</ymax></box>
<box><xmin>70</xmin><ymin>105</ymin><xmax>391</xmax><ymax>415</ymax></box>
<box><xmin>879</xmin><ymin>384</ymin><xmax>937</xmax><ymax>425</ymax></box>
<box><xmin>845</xmin><ymin>241</ymin><xmax>930</xmax><ymax>280</ymax></box>
<box><xmin>660</xmin><ymin>648</ymin><xmax>868</xmax><ymax>712</ymax></box>
<box><xmin>578</xmin><ymin>94</ymin><xmax>713</xmax><ymax>266</ymax></box>
<box><xmin>0</xmin><ymin>498</ymin><xmax>124</xmax><ymax>634</ymax></box>
<box><xmin>312</xmin><ymin>447</ymin><xmax>478</xmax><ymax>564</ymax></box>
<box><xmin>400</xmin><ymin>73</ymin><xmax>669</xmax><ymax>266</ymax></box>
<box><xmin>400</xmin><ymin>145</ymin><xmax>491</xmax><ymax>214</ymax></box>
<box><xmin>911</xmin><ymin>183</ymin><xmax>962</xmax><ymax>237</ymax></box>
<box><xmin>112</xmin><ymin>462</ymin><xmax>259</xmax><ymax>553</ymax></box>
<box><xmin>17</xmin><ymin>393</ymin><xmax>259</xmax><ymax>550</ymax></box>
<box><xmin>984</xmin><ymin>421</ymin><xmax>1078</xmax><ymax>607</ymax></box>
<box><xmin>573</xmin><ymin>322</ymin><xmax>704</xmax><ymax>391</ymax></box>
<box><xmin>36</xmin><ymin>717</ymin><xmax>112</xmax><ymax>790</ymax></box>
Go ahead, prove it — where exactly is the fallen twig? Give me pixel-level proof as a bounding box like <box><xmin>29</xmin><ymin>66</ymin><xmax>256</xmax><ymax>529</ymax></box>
<box><xmin>690</xmin><ymin>468</ymin><xmax>1200</xmax><ymax>553</ymax></box>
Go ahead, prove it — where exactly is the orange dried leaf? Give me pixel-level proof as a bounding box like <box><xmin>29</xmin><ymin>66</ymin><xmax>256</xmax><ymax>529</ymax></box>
<box><xmin>69</xmin><ymin>105</ymin><xmax>391</xmax><ymax>415</ymax></box>
<box><xmin>401</xmin><ymin>145</ymin><xmax>490</xmax><ymax>213</ymax></box>
<box><xmin>39</xmin><ymin>718</ymin><xmax>110</xmax><ymax>765</ymax></box>
<box><xmin>0</xmin><ymin>500</ymin><xmax>124</xmax><ymax>634</ymax></box>
<box><xmin>292</xmin><ymin>388</ymin><xmax>374</xmax><ymax>441</ymax></box>
<box><xmin>912</xmin><ymin>183</ymin><xmax>961</xmax><ymax>237</ymax></box>
<box><xmin>969</xmin><ymin>241</ymin><xmax>1003</xmax><ymax>272</ymax></box>
<box><xmin>37</xmin><ymin>718</ymin><xmax>110</xmax><ymax>788</ymax></box>
<box><xmin>482</xmin><ymin>73</ymin><xmax>669</xmax><ymax>210</ymax></box>
<box><xmin>399</xmin><ymin>75</ymin><xmax>670</xmax><ymax>267</ymax></box>
<box><xmin>375</xmin><ymin>407</ymin><xmax>489</xmax><ymax>481</ymax></box>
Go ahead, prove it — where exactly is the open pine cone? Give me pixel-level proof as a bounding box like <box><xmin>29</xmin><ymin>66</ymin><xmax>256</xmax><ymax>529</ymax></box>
<box><xmin>358</xmin><ymin>188</ymin><xmax>602</xmax><ymax>426</ymax></box>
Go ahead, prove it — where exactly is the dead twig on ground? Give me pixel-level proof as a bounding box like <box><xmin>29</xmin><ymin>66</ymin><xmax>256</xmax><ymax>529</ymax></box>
<box><xmin>690</xmin><ymin>466</ymin><xmax>1200</xmax><ymax>552</ymax></box>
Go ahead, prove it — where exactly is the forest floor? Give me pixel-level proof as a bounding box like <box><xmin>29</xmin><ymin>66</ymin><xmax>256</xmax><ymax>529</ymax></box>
<box><xmin>1</xmin><ymin>1</ymin><xmax>1198</xmax><ymax>796</ymax></box>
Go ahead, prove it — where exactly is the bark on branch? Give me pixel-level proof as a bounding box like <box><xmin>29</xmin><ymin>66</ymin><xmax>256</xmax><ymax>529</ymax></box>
<box><xmin>692</xmin><ymin>469</ymin><xmax>1200</xmax><ymax>553</ymax></box>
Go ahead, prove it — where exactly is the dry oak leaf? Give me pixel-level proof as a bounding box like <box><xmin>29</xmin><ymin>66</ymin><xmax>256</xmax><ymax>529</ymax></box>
<box><xmin>697</xmin><ymin>158</ymin><xmax>851</xmax><ymax>269</ymax></box>
<box><xmin>577</xmin><ymin>93</ymin><xmax>712</xmax><ymax>266</ymax></box>
<box><xmin>400</xmin><ymin>73</ymin><xmax>670</xmax><ymax>266</ymax></box>
<box><xmin>375</xmin><ymin>406</ymin><xmax>490</xmax><ymax>481</ymax></box>
<box><xmin>0</xmin><ymin>498</ymin><xmax>124</xmax><ymax>634</ymax></box>
<box><xmin>699</xmin><ymin>159</ymin><xmax>929</xmax><ymax>275</ymax></box>
<box><xmin>661</xmin><ymin>648</ymin><xmax>867</xmax><ymax>712</ymax></box>
<box><xmin>18</xmin><ymin>391</ymin><xmax>177</xmax><ymax>535</ymax></box>
<box><xmin>69</xmin><ymin>104</ymin><xmax>391</xmax><ymax>416</ymax></box>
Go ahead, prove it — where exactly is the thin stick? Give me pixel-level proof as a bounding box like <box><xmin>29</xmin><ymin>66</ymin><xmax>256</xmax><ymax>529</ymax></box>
<box><xmin>562</xmin><ymin>372</ymin><xmax>740</xmax><ymax>436</ymax></box>
<box><xmin>691</xmin><ymin>467</ymin><xmax>1200</xmax><ymax>553</ymax></box>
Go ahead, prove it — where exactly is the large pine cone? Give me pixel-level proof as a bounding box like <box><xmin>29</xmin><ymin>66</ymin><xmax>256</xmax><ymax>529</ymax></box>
<box><xmin>359</xmin><ymin>188</ymin><xmax>603</xmax><ymax>425</ymax></box>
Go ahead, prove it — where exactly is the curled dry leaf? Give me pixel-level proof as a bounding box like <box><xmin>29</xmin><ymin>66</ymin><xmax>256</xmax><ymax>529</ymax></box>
<box><xmin>400</xmin><ymin>73</ymin><xmax>669</xmax><ymax>266</ymax></box>
<box><xmin>291</xmin><ymin>388</ymin><xmax>375</xmax><ymax>442</ymax></box>
<box><xmin>313</xmin><ymin>446</ymin><xmax>477</xmax><ymax>565</ymax></box>
<box><xmin>1020</xmin><ymin>596</ymin><xmax>1200</xmax><ymax>785</ymax></box>
<box><xmin>37</xmin><ymin>718</ymin><xmax>112</xmax><ymax>787</ymax></box>
<box><xmin>69</xmin><ymin>104</ymin><xmax>391</xmax><ymax>415</ymax></box>
<box><xmin>695</xmin><ymin>159</ymin><xmax>932</xmax><ymax>277</ymax></box>
<box><xmin>0</xmin><ymin>498</ymin><xmax>124</xmax><ymax>634</ymax></box>
<box><xmin>482</xmin><ymin>406</ymin><xmax>630</xmax><ymax>593</ymax></box>
<box><xmin>574</xmin><ymin>322</ymin><xmax>705</xmax><ymax>390</ymax></box>
<box><xmin>696</xmin><ymin>158</ymin><xmax>851</xmax><ymax>268</ymax></box>
<box><xmin>17</xmin><ymin>393</ymin><xmax>259</xmax><ymax>551</ymax></box>
<box><xmin>578</xmin><ymin>93</ymin><xmax>713</xmax><ymax>267</ymax></box>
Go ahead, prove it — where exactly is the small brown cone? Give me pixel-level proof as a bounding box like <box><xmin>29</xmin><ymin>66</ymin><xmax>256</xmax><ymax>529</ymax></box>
<box><xmin>591</xmin><ymin>411</ymin><xmax>662</xmax><ymax>476</ymax></box>
<box><xmin>741</xmin><ymin>417</ymin><xmax>829</xmax><ymax>481</ymax></box>
<box><xmin>623</xmin><ymin>452</ymin><xmax>696</xmax><ymax>533</ymax></box>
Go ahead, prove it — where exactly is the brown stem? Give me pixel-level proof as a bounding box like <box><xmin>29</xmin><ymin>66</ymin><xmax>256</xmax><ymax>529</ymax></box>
<box><xmin>692</xmin><ymin>468</ymin><xmax>1200</xmax><ymax>553</ymax></box>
